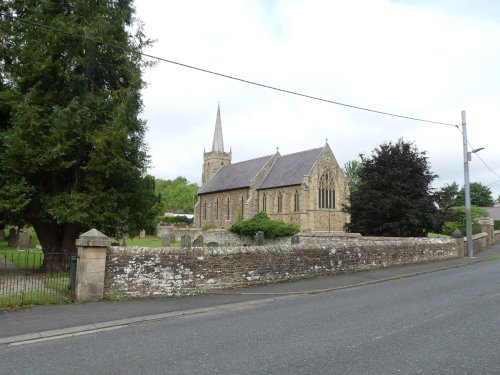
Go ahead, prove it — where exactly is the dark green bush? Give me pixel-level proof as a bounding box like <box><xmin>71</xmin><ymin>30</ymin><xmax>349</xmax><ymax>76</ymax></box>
<box><xmin>159</xmin><ymin>215</ymin><xmax>193</xmax><ymax>225</ymax></box>
<box><xmin>495</xmin><ymin>221</ymin><xmax>500</xmax><ymax>231</ymax></box>
<box><xmin>229</xmin><ymin>212</ymin><xmax>300</xmax><ymax>238</ymax></box>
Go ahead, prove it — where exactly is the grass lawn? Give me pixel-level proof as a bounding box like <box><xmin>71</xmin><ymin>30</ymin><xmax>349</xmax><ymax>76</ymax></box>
<box><xmin>0</xmin><ymin>292</ymin><xmax>68</xmax><ymax>310</ymax></box>
<box><xmin>118</xmin><ymin>235</ymin><xmax>180</xmax><ymax>248</ymax></box>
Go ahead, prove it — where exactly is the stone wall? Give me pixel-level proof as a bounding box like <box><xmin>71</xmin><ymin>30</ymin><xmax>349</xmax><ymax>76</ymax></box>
<box><xmin>104</xmin><ymin>237</ymin><xmax>461</xmax><ymax>299</ymax></box>
<box><xmin>494</xmin><ymin>230</ymin><xmax>500</xmax><ymax>243</ymax></box>
<box><xmin>158</xmin><ymin>227</ymin><xmax>361</xmax><ymax>247</ymax></box>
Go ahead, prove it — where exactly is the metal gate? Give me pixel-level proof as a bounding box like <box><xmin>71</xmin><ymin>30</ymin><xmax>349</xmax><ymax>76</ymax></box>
<box><xmin>0</xmin><ymin>251</ymin><xmax>76</xmax><ymax>309</ymax></box>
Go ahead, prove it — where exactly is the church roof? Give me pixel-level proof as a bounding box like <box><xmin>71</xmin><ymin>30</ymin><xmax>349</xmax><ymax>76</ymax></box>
<box><xmin>258</xmin><ymin>147</ymin><xmax>323</xmax><ymax>189</ymax></box>
<box><xmin>198</xmin><ymin>155</ymin><xmax>274</xmax><ymax>194</ymax></box>
<box><xmin>212</xmin><ymin>105</ymin><xmax>225</xmax><ymax>152</ymax></box>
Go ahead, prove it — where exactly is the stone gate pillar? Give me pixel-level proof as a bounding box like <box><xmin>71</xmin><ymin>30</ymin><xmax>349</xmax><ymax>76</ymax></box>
<box><xmin>478</xmin><ymin>218</ymin><xmax>494</xmax><ymax>246</ymax></box>
<box><xmin>75</xmin><ymin>229</ymin><xmax>110</xmax><ymax>302</ymax></box>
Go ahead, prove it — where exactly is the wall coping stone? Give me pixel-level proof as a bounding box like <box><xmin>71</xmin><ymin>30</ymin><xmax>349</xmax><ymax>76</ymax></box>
<box><xmin>76</xmin><ymin>228</ymin><xmax>111</xmax><ymax>247</ymax></box>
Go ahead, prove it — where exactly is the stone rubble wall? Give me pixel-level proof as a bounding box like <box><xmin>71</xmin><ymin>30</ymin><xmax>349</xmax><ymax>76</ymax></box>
<box><xmin>104</xmin><ymin>237</ymin><xmax>461</xmax><ymax>299</ymax></box>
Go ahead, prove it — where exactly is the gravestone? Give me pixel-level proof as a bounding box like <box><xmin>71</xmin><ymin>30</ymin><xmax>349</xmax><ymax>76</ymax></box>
<box><xmin>7</xmin><ymin>228</ymin><xmax>18</xmax><ymax>248</ymax></box>
<box><xmin>196</xmin><ymin>235</ymin><xmax>204</xmax><ymax>247</ymax></box>
<box><xmin>161</xmin><ymin>236</ymin><xmax>170</xmax><ymax>247</ymax></box>
<box><xmin>17</xmin><ymin>230</ymin><xmax>31</xmax><ymax>250</ymax></box>
<box><xmin>193</xmin><ymin>239</ymin><xmax>201</xmax><ymax>247</ymax></box>
<box><xmin>181</xmin><ymin>234</ymin><xmax>191</xmax><ymax>249</ymax></box>
<box><xmin>207</xmin><ymin>242</ymin><xmax>218</xmax><ymax>248</ymax></box>
<box><xmin>291</xmin><ymin>235</ymin><xmax>300</xmax><ymax>245</ymax></box>
<box><xmin>169</xmin><ymin>233</ymin><xmax>176</xmax><ymax>243</ymax></box>
<box><xmin>139</xmin><ymin>230</ymin><xmax>146</xmax><ymax>239</ymax></box>
<box><xmin>255</xmin><ymin>231</ymin><xmax>264</xmax><ymax>246</ymax></box>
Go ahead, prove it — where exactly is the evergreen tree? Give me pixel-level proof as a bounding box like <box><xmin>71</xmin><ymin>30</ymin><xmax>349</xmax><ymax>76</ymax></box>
<box><xmin>0</xmin><ymin>1</ymin><xmax>154</xmax><ymax>257</ymax></box>
<box><xmin>345</xmin><ymin>139</ymin><xmax>439</xmax><ymax>237</ymax></box>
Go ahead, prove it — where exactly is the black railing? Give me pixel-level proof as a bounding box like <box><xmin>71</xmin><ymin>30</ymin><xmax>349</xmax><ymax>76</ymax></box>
<box><xmin>0</xmin><ymin>251</ymin><xmax>76</xmax><ymax>309</ymax></box>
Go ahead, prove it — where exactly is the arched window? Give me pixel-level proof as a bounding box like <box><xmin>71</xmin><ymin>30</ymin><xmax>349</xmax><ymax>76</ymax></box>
<box><xmin>277</xmin><ymin>191</ymin><xmax>283</xmax><ymax>213</ymax></box>
<box><xmin>318</xmin><ymin>171</ymin><xmax>335</xmax><ymax>209</ymax></box>
<box><xmin>203</xmin><ymin>199</ymin><xmax>207</xmax><ymax>220</ymax></box>
<box><xmin>215</xmin><ymin>198</ymin><xmax>219</xmax><ymax>220</ymax></box>
<box><xmin>226</xmin><ymin>196</ymin><xmax>230</xmax><ymax>220</ymax></box>
<box><xmin>294</xmin><ymin>190</ymin><xmax>300</xmax><ymax>212</ymax></box>
<box><xmin>262</xmin><ymin>194</ymin><xmax>267</xmax><ymax>213</ymax></box>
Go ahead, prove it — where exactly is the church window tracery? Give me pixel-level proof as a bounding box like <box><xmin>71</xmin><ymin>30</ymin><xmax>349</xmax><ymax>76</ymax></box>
<box><xmin>318</xmin><ymin>170</ymin><xmax>335</xmax><ymax>209</ymax></box>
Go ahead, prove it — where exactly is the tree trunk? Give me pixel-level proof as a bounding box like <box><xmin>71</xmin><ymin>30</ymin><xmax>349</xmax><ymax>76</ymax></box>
<box><xmin>32</xmin><ymin>220</ymin><xmax>79</xmax><ymax>271</ymax></box>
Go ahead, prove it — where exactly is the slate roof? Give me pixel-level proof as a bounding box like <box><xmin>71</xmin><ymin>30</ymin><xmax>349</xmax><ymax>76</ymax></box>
<box><xmin>198</xmin><ymin>155</ymin><xmax>274</xmax><ymax>194</ymax></box>
<box><xmin>258</xmin><ymin>147</ymin><xmax>323</xmax><ymax>189</ymax></box>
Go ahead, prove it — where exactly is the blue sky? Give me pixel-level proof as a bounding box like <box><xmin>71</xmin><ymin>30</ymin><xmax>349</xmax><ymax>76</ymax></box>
<box><xmin>134</xmin><ymin>0</ymin><xmax>500</xmax><ymax>199</ymax></box>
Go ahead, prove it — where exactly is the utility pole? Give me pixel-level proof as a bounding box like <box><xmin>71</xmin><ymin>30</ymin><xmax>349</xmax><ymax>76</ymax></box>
<box><xmin>462</xmin><ymin>110</ymin><xmax>473</xmax><ymax>258</ymax></box>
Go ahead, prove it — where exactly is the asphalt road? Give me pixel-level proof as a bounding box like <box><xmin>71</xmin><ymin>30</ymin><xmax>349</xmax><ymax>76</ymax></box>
<box><xmin>1</xmin><ymin>259</ymin><xmax>499</xmax><ymax>375</ymax></box>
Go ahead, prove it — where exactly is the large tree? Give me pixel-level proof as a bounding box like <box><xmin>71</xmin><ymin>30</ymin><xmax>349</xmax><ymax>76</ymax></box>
<box><xmin>155</xmin><ymin>177</ymin><xmax>199</xmax><ymax>214</ymax></box>
<box><xmin>454</xmin><ymin>182</ymin><xmax>494</xmax><ymax>207</ymax></box>
<box><xmin>0</xmin><ymin>1</ymin><xmax>154</xmax><ymax>257</ymax></box>
<box><xmin>345</xmin><ymin>139</ymin><xmax>440</xmax><ymax>237</ymax></box>
<box><xmin>342</xmin><ymin>160</ymin><xmax>362</xmax><ymax>193</ymax></box>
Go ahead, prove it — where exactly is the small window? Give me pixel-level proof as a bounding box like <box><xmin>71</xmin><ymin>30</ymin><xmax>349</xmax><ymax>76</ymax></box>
<box><xmin>226</xmin><ymin>196</ymin><xmax>230</xmax><ymax>220</ymax></box>
<box><xmin>203</xmin><ymin>199</ymin><xmax>207</xmax><ymax>220</ymax></box>
<box><xmin>262</xmin><ymin>194</ymin><xmax>267</xmax><ymax>213</ymax></box>
<box><xmin>277</xmin><ymin>192</ymin><xmax>283</xmax><ymax>213</ymax></box>
<box><xmin>294</xmin><ymin>190</ymin><xmax>300</xmax><ymax>212</ymax></box>
<box><xmin>216</xmin><ymin>198</ymin><xmax>219</xmax><ymax>220</ymax></box>
<box><xmin>240</xmin><ymin>195</ymin><xmax>244</xmax><ymax>219</ymax></box>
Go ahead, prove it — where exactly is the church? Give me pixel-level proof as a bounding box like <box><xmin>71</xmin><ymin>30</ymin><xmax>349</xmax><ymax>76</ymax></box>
<box><xmin>194</xmin><ymin>106</ymin><xmax>350</xmax><ymax>232</ymax></box>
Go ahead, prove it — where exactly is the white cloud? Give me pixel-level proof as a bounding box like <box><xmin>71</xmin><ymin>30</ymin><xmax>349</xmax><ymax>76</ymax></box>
<box><xmin>135</xmin><ymin>0</ymin><xmax>500</xmax><ymax>200</ymax></box>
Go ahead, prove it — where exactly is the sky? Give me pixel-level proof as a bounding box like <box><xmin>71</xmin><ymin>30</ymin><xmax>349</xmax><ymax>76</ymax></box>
<box><xmin>133</xmin><ymin>0</ymin><xmax>500</xmax><ymax>200</ymax></box>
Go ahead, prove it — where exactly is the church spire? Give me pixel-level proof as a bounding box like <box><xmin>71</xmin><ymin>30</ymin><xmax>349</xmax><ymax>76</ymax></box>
<box><xmin>212</xmin><ymin>104</ymin><xmax>224</xmax><ymax>153</ymax></box>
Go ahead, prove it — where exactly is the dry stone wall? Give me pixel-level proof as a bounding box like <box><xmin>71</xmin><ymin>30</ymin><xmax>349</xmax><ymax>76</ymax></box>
<box><xmin>104</xmin><ymin>237</ymin><xmax>461</xmax><ymax>299</ymax></box>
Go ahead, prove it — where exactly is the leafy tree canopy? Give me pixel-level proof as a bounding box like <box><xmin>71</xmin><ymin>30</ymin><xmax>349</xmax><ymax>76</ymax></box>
<box><xmin>0</xmin><ymin>1</ymin><xmax>155</xmax><ymax>256</ymax></box>
<box><xmin>454</xmin><ymin>182</ymin><xmax>495</xmax><ymax>207</ymax></box>
<box><xmin>155</xmin><ymin>177</ymin><xmax>199</xmax><ymax>214</ymax></box>
<box><xmin>345</xmin><ymin>139</ymin><xmax>440</xmax><ymax>237</ymax></box>
<box><xmin>229</xmin><ymin>212</ymin><xmax>300</xmax><ymax>239</ymax></box>
<box><xmin>436</xmin><ymin>182</ymin><xmax>460</xmax><ymax>210</ymax></box>
<box><xmin>342</xmin><ymin>160</ymin><xmax>362</xmax><ymax>193</ymax></box>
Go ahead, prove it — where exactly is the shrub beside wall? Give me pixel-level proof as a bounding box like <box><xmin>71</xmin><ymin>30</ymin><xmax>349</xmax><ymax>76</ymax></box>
<box><xmin>104</xmin><ymin>237</ymin><xmax>461</xmax><ymax>299</ymax></box>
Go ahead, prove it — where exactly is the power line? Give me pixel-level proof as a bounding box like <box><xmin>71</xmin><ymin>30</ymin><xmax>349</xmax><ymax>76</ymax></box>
<box><xmin>3</xmin><ymin>14</ymin><xmax>461</xmax><ymax>128</ymax></box>
<box><xmin>455</xmin><ymin>126</ymin><xmax>500</xmax><ymax>180</ymax></box>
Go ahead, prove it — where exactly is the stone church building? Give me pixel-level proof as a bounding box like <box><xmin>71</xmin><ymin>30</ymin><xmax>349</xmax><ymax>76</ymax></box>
<box><xmin>194</xmin><ymin>106</ymin><xmax>350</xmax><ymax>232</ymax></box>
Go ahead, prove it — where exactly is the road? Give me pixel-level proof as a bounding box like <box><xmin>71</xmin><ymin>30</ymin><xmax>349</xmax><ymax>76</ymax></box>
<box><xmin>1</xmin><ymin>259</ymin><xmax>499</xmax><ymax>375</ymax></box>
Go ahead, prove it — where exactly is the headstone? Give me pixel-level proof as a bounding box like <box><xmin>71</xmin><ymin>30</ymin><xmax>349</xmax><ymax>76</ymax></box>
<box><xmin>207</xmin><ymin>242</ymin><xmax>218</xmax><ymax>248</ymax></box>
<box><xmin>193</xmin><ymin>239</ymin><xmax>201</xmax><ymax>247</ymax></box>
<box><xmin>291</xmin><ymin>235</ymin><xmax>300</xmax><ymax>245</ymax></box>
<box><xmin>451</xmin><ymin>229</ymin><xmax>463</xmax><ymax>238</ymax></box>
<box><xmin>17</xmin><ymin>230</ymin><xmax>31</xmax><ymax>250</ymax></box>
<box><xmin>161</xmin><ymin>236</ymin><xmax>170</xmax><ymax>247</ymax></box>
<box><xmin>139</xmin><ymin>230</ymin><xmax>146</xmax><ymax>239</ymax></box>
<box><xmin>7</xmin><ymin>227</ymin><xmax>18</xmax><ymax>248</ymax></box>
<box><xmin>169</xmin><ymin>233</ymin><xmax>176</xmax><ymax>243</ymax></box>
<box><xmin>181</xmin><ymin>234</ymin><xmax>191</xmax><ymax>249</ymax></box>
<box><xmin>122</xmin><ymin>238</ymin><xmax>127</xmax><ymax>246</ymax></box>
<box><xmin>196</xmin><ymin>235</ymin><xmax>204</xmax><ymax>247</ymax></box>
<box><xmin>255</xmin><ymin>231</ymin><xmax>264</xmax><ymax>246</ymax></box>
